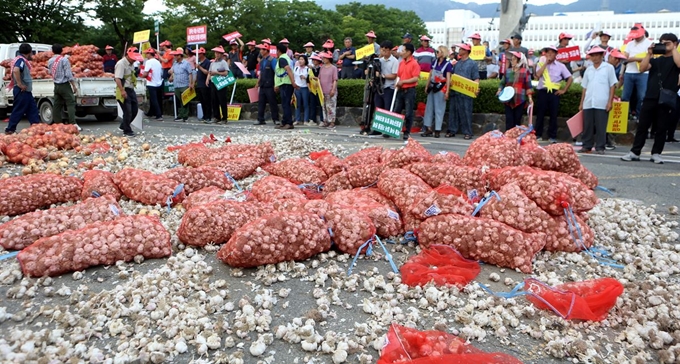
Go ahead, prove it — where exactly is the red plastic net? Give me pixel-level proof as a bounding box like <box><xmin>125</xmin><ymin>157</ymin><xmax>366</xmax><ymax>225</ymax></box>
<box><xmin>430</xmin><ymin>151</ymin><xmax>462</xmax><ymax>165</ymax></box>
<box><xmin>114</xmin><ymin>168</ymin><xmax>185</xmax><ymax>206</ymax></box>
<box><xmin>325</xmin><ymin>205</ymin><xmax>377</xmax><ymax>254</ymax></box>
<box><xmin>314</xmin><ymin>153</ymin><xmax>347</xmax><ymax>178</ymax></box>
<box><xmin>261</xmin><ymin>158</ymin><xmax>328</xmax><ymax>185</ymax></box>
<box><xmin>81</xmin><ymin>170</ymin><xmax>122</xmax><ymax>200</ymax></box>
<box><xmin>162</xmin><ymin>167</ymin><xmax>233</xmax><ymax>194</ymax></box>
<box><xmin>383</xmin><ymin>138</ymin><xmax>433</xmax><ymax>168</ymax></box>
<box><xmin>344</xmin><ymin>146</ymin><xmax>383</xmax><ymax>167</ymax></box>
<box><xmin>545</xmin><ymin>143</ymin><xmax>581</xmax><ymax>174</ymax></box>
<box><xmin>177</xmin><ymin>200</ymin><xmax>266</xmax><ymax>247</ymax></box>
<box><xmin>0</xmin><ymin>174</ymin><xmax>82</xmax><ymax>216</ymax></box>
<box><xmin>181</xmin><ymin>186</ymin><xmax>227</xmax><ymax>211</ymax></box>
<box><xmin>347</xmin><ymin>163</ymin><xmax>385</xmax><ymax>188</ymax></box>
<box><xmin>322</xmin><ymin>171</ymin><xmax>353</xmax><ymax>195</ymax></box>
<box><xmin>199</xmin><ymin>156</ymin><xmax>263</xmax><ymax>180</ymax></box>
<box><xmin>400</xmin><ymin>245</ymin><xmax>480</xmax><ymax>288</ymax></box>
<box><xmin>251</xmin><ymin>176</ymin><xmax>307</xmax><ymax>202</ymax></box>
<box><xmin>463</xmin><ymin>131</ymin><xmax>522</xmax><ymax>169</ymax></box>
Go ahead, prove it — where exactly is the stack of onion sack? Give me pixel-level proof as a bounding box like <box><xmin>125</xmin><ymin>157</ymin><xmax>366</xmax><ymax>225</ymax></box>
<box><xmin>217</xmin><ymin>213</ymin><xmax>331</xmax><ymax>268</ymax></box>
<box><xmin>114</xmin><ymin>169</ymin><xmax>185</xmax><ymax>206</ymax></box>
<box><xmin>400</xmin><ymin>245</ymin><xmax>481</xmax><ymax>288</ymax></box>
<box><xmin>177</xmin><ymin>142</ymin><xmax>275</xmax><ymax>167</ymax></box>
<box><xmin>377</xmin><ymin>324</ymin><xmax>523</xmax><ymax>364</ymax></box>
<box><xmin>17</xmin><ymin>215</ymin><xmax>171</xmax><ymax>277</ymax></box>
<box><xmin>261</xmin><ymin>158</ymin><xmax>328</xmax><ymax>185</ymax></box>
<box><xmin>0</xmin><ymin>195</ymin><xmax>121</xmax><ymax>250</ymax></box>
<box><xmin>1</xmin><ymin>141</ymin><xmax>47</xmax><ymax>164</ymax></box>
<box><xmin>81</xmin><ymin>170</ymin><xmax>122</xmax><ymax>200</ymax></box>
<box><xmin>1</xmin><ymin>45</ymin><xmax>108</xmax><ymax>80</ymax></box>
<box><xmin>162</xmin><ymin>167</ymin><xmax>233</xmax><ymax>194</ymax></box>
<box><xmin>0</xmin><ymin>174</ymin><xmax>82</xmax><ymax>216</ymax></box>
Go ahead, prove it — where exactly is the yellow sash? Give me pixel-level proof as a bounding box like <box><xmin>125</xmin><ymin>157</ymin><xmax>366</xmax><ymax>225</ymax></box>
<box><xmin>538</xmin><ymin>62</ymin><xmax>560</xmax><ymax>92</ymax></box>
<box><xmin>115</xmin><ymin>72</ymin><xmax>137</xmax><ymax>103</ymax></box>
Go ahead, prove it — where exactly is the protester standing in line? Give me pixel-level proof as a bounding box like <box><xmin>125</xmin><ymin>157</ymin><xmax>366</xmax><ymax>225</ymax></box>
<box><xmin>622</xmin><ymin>34</ymin><xmax>680</xmax><ymax>164</ymax></box>
<box><xmin>169</xmin><ymin>47</ymin><xmax>193</xmax><ymax>122</ymax></box>
<box><xmin>556</xmin><ymin>33</ymin><xmax>575</xmax><ymax>74</ymax></box>
<box><xmin>228</xmin><ymin>38</ymin><xmax>245</xmax><ymax>78</ymax></box>
<box><xmin>498</xmin><ymin>39</ymin><xmax>512</xmax><ymax>77</ymax></box>
<box><xmin>392</xmin><ymin>43</ymin><xmax>421</xmax><ymax>140</ymax></box>
<box><xmin>308</xmin><ymin>54</ymin><xmax>324</xmax><ymax>126</ymax></box>
<box><xmin>578</xmin><ymin>47</ymin><xmax>618</xmax><ymax>155</ymax></box>
<box><xmin>243</xmin><ymin>40</ymin><xmax>259</xmax><ymax>78</ymax></box>
<box><xmin>469</xmin><ymin>33</ymin><xmax>493</xmax><ymax>80</ymax></box>
<box><xmin>273</xmin><ymin>43</ymin><xmax>298</xmax><ymax>130</ymax></box>
<box><xmin>447</xmin><ymin>43</ymin><xmax>480</xmax><ymax>140</ymax></box>
<box><xmin>293</xmin><ymin>55</ymin><xmax>310</xmax><ymax>126</ymax></box>
<box><xmin>622</xmin><ymin>25</ymin><xmax>653</xmax><ymax>120</ymax></box>
<box><xmin>414</xmin><ymin>35</ymin><xmax>436</xmax><ymax>73</ymax></box>
<box><xmin>159</xmin><ymin>40</ymin><xmax>174</xmax><ymax>80</ymax></box>
<box><xmin>365</xmin><ymin>31</ymin><xmax>380</xmax><ymax>55</ymax></box>
<box><xmin>192</xmin><ymin>47</ymin><xmax>212</xmax><ymax>123</ymax></box>
<box><xmin>184</xmin><ymin>46</ymin><xmax>197</xmax><ymax>69</ymax></box>
<box><xmin>114</xmin><ymin>49</ymin><xmax>143</xmax><ymax>137</ymax></box>
<box><xmin>5</xmin><ymin>44</ymin><xmax>40</xmax><ymax>135</ymax></box>
<box><xmin>486</xmin><ymin>58</ymin><xmax>499</xmax><ymax>79</ymax></box>
<box><xmin>319</xmin><ymin>52</ymin><xmax>338</xmax><ymax>128</ymax></box>
<box><xmin>365</xmin><ymin>40</ymin><xmax>399</xmax><ymax>136</ymax></box>
<box><xmin>142</xmin><ymin>48</ymin><xmax>163</xmax><ymax>121</ymax></box>
<box><xmin>497</xmin><ymin>51</ymin><xmax>533</xmax><ymax>131</ymax></box>
<box><xmin>255</xmin><ymin>44</ymin><xmax>279</xmax><ymax>126</ymax></box>
<box><xmin>398</xmin><ymin>33</ymin><xmax>413</xmax><ymax>60</ymax></box>
<box><xmin>278</xmin><ymin>38</ymin><xmax>294</xmax><ymax>59</ymax></box>
<box><xmin>421</xmin><ymin>46</ymin><xmax>452</xmax><ymax>138</ymax></box>
<box><xmin>102</xmin><ymin>45</ymin><xmax>118</xmax><ymax>74</ymax></box>
<box><xmin>48</xmin><ymin>44</ymin><xmax>79</xmax><ymax>130</ymax></box>
<box><xmin>207</xmin><ymin>46</ymin><xmax>229</xmax><ymax>124</ymax></box>
<box><xmin>534</xmin><ymin>46</ymin><xmax>573</xmax><ymax>143</ymax></box>
<box><xmin>338</xmin><ymin>38</ymin><xmax>356</xmax><ymax>79</ymax></box>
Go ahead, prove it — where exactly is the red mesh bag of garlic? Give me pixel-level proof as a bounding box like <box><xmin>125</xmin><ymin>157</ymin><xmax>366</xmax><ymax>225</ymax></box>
<box><xmin>17</xmin><ymin>215</ymin><xmax>171</xmax><ymax>277</ymax></box>
<box><xmin>217</xmin><ymin>212</ymin><xmax>331</xmax><ymax>268</ymax></box>
<box><xmin>344</xmin><ymin>146</ymin><xmax>382</xmax><ymax>167</ymax></box>
<box><xmin>478</xmin><ymin>182</ymin><xmax>551</xmax><ymax>234</ymax></box>
<box><xmin>377</xmin><ymin>168</ymin><xmax>432</xmax><ymax>212</ymax></box>
<box><xmin>410</xmin><ymin>188</ymin><xmax>473</xmax><ymax>220</ymax></box>
<box><xmin>354</xmin><ymin>188</ymin><xmax>398</xmax><ymax>211</ymax></box>
<box><xmin>251</xmin><ymin>176</ymin><xmax>306</xmax><ymax>202</ymax></box>
<box><xmin>541</xmin><ymin>170</ymin><xmax>599</xmax><ymax>212</ymax></box>
<box><xmin>405</xmin><ymin>163</ymin><xmax>487</xmax><ymax>195</ymax></box>
<box><xmin>272</xmin><ymin>198</ymin><xmax>309</xmax><ymax>212</ymax></box>
<box><xmin>325</xmin><ymin>205</ymin><xmax>377</xmax><ymax>254</ymax></box>
<box><xmin>417</xmin><ymin>214</ymin><xmax>546</xmax><ymax>273</ymax></box>
<box><xmin>0</xmin><ymin>195</ymin><xmax>121</xmax><ymax>250</ymax></box>
<box><xmin>322</xmin><ymin>171</ymin><xmax>353</xmax><ymax>195</ymax></box>
<box><xmin>0</xmin><ymin>174</ymin><xmax>82</xmax><ymax>216</ymax></box>
<box><xmin>313</xmin><ymin>153</ymin><xmax>346</xmax><ymax>177</ymax></box>
<box><xmin>325</xmin><ymin>190</ymin><xmax>402</xmax><ymax>238</ymax></box>
<box><xmin>545</xmin><ymin>143</ymin><xmax>581</xmax><ymax>174</ymax></box>
<box><xmin>199</xmin><ymin>157</ymin><xmax>264</xmax><ymax>180</ymax></box>
<box><xmin>182</xmin><ymin>186</ymin><xmax>226</xmax><ymax>211</ymax></box>
<box><xmin>177</xmin><ymin>200</ymin><xmax>267</xmax><ymax>247</ymax></box>
<box><xmin>383</xmin><ymin>138</ymin><xmax>432</xmax><ymax>168</ymax></box>
<box><xmin>162</xmin><ymin>167</ymin><xmax>232</xmax><ymax>194</ymax></box>
<box><xmin>2</xmin><ymin>141</ymin><xmax>47</xmax><ymax>164</ymax></box>
<box><xmin>176</xmin><ymin>144</ymin><xmax>209</xmax><ymax>164</ymax></box>
<box><xmin>179</xmin><ymin>143</ymin><xmax>275</xmax><ymax>167</ymax></box>
<box><xmin>305</xmin><ymin>199</ymin><xmax>332</xmax><ymax>217</ymax></box>
<box><xmin>463</xmin><ymin>131</ymin><xmax>521</xmax><ymax>169</ymax></box>
<box><xmin>544</xmin><ymin>213</ymin><xmax>594</xmax><ymax>252</ymax></box>
<box><xmin>81</xmin><ymin>170</ymin><xmax>121</xmax><ymax>200</ymax></box>
<box><xmin>520</xmin><ymin>144</ymin><xmax>559</xmax><ymax>170</ymax></box>
<box><xmin>430</xmin><ymin>151</ymin><xmax>462</xmax><ymax>165</ymax></box>
<box><xmin>114</xmin><ymin>168</ymin><xmax>186</xmax><ymax>206</ymax></box>
<box><xmin>568</xmin><ymin>165</ymin><xmax>598</xmax><ymax>190</ymax></box>
<box><xmin>261</xmin><ymin>158</ymin><xmax>327</xmax><ymax>185</ymax></box>
<box><xmin>347</xmin><ymin>163</ymin><xmax>385</xmax><ymax>188</ymax></box>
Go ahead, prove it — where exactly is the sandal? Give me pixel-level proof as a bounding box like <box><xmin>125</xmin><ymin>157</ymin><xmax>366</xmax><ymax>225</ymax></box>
<box><xmin>445</xmin><ymin>132</ymin><xmax>455</xmax><ymax>138</ymax></box>
<box><xmin>420</xmin><ymin>128</ymin><xmax>433</xmax><ymax>137</ymax></box>
<box><xmin>434</xmin><ymin>131</ymin><xmax>440</xmax><ymax>138</ymax></box>
<box><xmin>327</xmin><ymin>123</ymin><xmax>336</xmax><ymax>129</ymax></box>
<box><xmin>464</xmin><ymin>135</ymin><xmax>473</xmax><ymax>140</ymax></box>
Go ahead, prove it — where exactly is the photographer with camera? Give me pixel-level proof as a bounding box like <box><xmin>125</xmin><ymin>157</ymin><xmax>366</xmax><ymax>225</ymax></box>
<box><xmin>362</xmin><ymin>41</ymin><xmax>399</xmax><ymax>136</ymax></box>
<box><xmin>621</xmin><ymin>33</ymin><xmax>680</xmax><ymax>165</ymax></box>
<box><xmin>421</xmin><ymin>46</ymin><xmax>452</xmax><ymax>138</ymax></box>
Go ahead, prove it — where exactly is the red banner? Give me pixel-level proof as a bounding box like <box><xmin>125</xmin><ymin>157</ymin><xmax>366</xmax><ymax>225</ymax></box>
<box><xmin>222</xmin><ymin>31</ymin><xmax>242</xmax><ymax>42</ymax></box>
<box><xmin>187</xmin><ymin>25</ymin><xmax>207</xmax><ymax>45</ymax></box>
<box><xmin>556</xmin><ymin>46</ymin><xmax>581</xmax><ymax>62</ymax></box>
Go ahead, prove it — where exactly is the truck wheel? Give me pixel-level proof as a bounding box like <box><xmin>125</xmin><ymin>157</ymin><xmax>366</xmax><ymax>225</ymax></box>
<box><xmin>95</xmin><ymin>112</ymin><xmax>118</xmax><ymax>122</ymax></box>
<box><xmin>39</xmin><ymin>100</ymin><xmax>54</xmax><ymax>124</ymax></box>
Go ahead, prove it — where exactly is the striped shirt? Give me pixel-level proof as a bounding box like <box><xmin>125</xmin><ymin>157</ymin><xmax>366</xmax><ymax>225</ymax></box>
<box><xmin>48</xmin><ymin>56</ymin><xmax>75</xmax><ymax>84</ymax></box>
<box><xmin>172</xmin><ymin>60</ymin><xmax>193</xmax><ymax>88</ymax></box>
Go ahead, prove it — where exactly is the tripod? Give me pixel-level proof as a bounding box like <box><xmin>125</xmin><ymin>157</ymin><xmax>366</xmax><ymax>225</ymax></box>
<box><xmin>360</xmin><ymin>58</ymin><xmax>383</xmax><ymax>135</ymax></box>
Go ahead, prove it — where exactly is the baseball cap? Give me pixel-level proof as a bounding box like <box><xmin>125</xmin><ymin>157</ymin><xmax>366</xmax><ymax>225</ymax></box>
<box><xmin>587</xmin><ymin>46</ymin><xmax>606</xmax><ymax>55</ymax></box>
<box><xmin>559</xmin><ymin>33</ymin><xmax>574</xmax><ymax>40</ymax></box>
<box><xmin>456</xmin><ymin>43</ymin><xmax>471</xmax><ymax>51</ymax></box>
<box><xmin>511</xmin><ymin>34</ymin><xmax>523</xmax><ymax>40</ymax></box>
<box><xmin>469</xmin><ymin>33</ymin><xmax>481</xmax><ymax>40</ymax></box>
<box><xmin>403</xmin><ymin>33</ymin><xmax>413</xmax><ymax>39</ymax></box>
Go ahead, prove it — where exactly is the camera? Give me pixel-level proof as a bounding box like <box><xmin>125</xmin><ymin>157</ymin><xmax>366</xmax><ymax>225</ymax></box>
<box><xmin>652</xmin><ymin>43</ymin><xmax>667</xmax><ymax>55</ymax></box>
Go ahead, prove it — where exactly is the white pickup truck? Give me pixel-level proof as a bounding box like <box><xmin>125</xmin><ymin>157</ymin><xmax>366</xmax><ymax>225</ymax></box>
<box><xmin>0</xmin><ymin>43</ymin><xmax>146</xmax><ymax>122</ymax></box>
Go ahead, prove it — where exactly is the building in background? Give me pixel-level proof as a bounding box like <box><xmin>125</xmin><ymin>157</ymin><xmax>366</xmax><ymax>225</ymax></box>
<box><xmin>426</xmin><ymin>9</ymin><xmax>680</xmax><ymax>51</ymax></box>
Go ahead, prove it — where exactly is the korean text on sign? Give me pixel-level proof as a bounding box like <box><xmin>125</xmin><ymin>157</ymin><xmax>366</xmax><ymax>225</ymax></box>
<box><xmin>187</xmin><ymin>25</ymin><xmax>208</xmax><ymax>44</ymax></box>
<box><xmin>371</xmin><ymin>107</ymin><xmax>405</xmax><ymax>139</ymax></box>
<box><xmin>556</xmin><ymin>46</ymin><xmax>581</xmax><ymax>62</ymax></box>
<box><xmin>449</xmin><ymin>74</ymin><xmax>478</xmax><ymax>98</ymax></box>
<box><xmin>606</xmin><ymin>101</ymin><xmax>629</xmax><ymax>134</ymax></box>
<box><xmin>470</xmin><ymin>46</ymin><xmax>486</xmax><ymax>61</ymax></box>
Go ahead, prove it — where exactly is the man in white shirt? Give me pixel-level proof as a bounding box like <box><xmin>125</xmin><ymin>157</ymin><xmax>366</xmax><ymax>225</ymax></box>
<box><xmin>578</xmin><ymin>47</ymin><xmax>618</xmax><ymax>154</ymax></box>
<box><xmin>366</xmin><ymin>40</ymin><xmax>399</xmax><ymax>136</ymax></box>
<box><xmin>142</xmin><ymin>48</ymin><xmax>163</xmax><ymax>120</ymax></box>
<box><xmin>622</xmin><ymin>25</ymin><xmax>653</xmax><ymax>119</ymax></box>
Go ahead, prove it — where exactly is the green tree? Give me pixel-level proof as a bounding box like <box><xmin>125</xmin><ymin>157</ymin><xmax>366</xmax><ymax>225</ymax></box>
<box><xmin>268</xmin><ymin>0</ymin><xmax>342</xmax><ymax>50</ymax></box>
<box><xmin>0</xmin><ymin>0</ymin><xmax>87</xmax><ymax>44</ymax></box>
<box><xmin>90</xmin><ymin>0</ymin><xmax>155</xmax><ymax>51</ymax></box>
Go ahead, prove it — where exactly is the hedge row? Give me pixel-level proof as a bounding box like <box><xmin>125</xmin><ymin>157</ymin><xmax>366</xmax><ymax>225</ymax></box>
<box><xmin>226</xmin><ymin>79</ymin><xmax>584</xmax><ymax>118</ymax></box>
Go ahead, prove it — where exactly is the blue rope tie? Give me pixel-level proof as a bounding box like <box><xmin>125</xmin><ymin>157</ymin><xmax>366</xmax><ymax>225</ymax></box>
<box><xmin>594</xmin><ymin>186</ymin><xmax>615</xmax><ymax>196</ymax></box>
<box><xmin>0</xmin><ymin>251</ymin><xmax>19</xmax><ymax>261</ymax></box>
<box><xmin>374</xmin><ymin>236</ymin><xmax>399</xmax><ymax>274</ymax></box>
<box><xmin>91</xmin><ymin>191</ymin><xmax>101</xmax><ymax>198</ymax></box>
<box><xmin>169</xmin><ymin>163</ymin><xmax>180</xmax><ymax>169</ymax></box>
<box><xmin>517</xmin><ymin>124</ymin><xmax>534</xmax><ymax>144</ymax></box>
<box><xmin>403</xmin><ymin>231</ymin><xmax>418</xmax><ymax>243</ymax></box>
<box><xmin>471</xmin><ymin>191</ymin><xmax>501</xmax><ymax>216</ymax></box>
<box><xmin>166</xmin><ymin>184</ymin><xmax>185</xmax><ymax>214</ymax></box>
<box><xmin>109</xmin><ymin>204</ymin><xmax>120</xmax><ymax>216</ymax></box>
<box><xmin>226</xmin><ymin>172</ymin><xmax>242</xmax><ymax>191</ymax></box>
<box><xmin>361</xmin><ymin>180</ymin><xmax>378</xmax><ymax>189</ymax></box>
<box><xmin>347</xmin><ymin>237</ymin><xmax>374</xmax><ymax>276</ymax></box>
<box><xmin>479</xmin><ymin>280</ymin><xmax>578</xmax><ymax>319</ymax></box>
<box><xmin>564</xmin><ymin>206</ymin><xmax>624</xmax><ymax>269</ymax></box>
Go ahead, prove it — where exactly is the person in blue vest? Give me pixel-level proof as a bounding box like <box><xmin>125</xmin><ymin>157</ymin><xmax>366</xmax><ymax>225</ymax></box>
<box><xmin>274</xmin><ymin>43</ymin><xmax>300</xmax><ymax>129</ymax></box>
<box><xmin>5</xmin><ymin>44</ymin><xmax>40</xmax><ymax>134</ymax></box>
<box><xmin>102</xmin><ymin>45</ymin><xmax>118</xmax><ymax>74</ymax></box>
<box><xmin>255</xmin><ymin>44</ymin><xmax>279</xmax><ymax>126</ymax></box>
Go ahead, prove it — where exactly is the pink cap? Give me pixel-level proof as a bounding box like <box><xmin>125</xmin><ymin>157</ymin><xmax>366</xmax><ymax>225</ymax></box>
<box><xmin>310</xmin><ymin>54</ymin><xmax>322</xmax><ymax>62</ymax></box>
<box><xmin>256</xmin><ymin>44</ymin><xmax>268</xmax><ymax>50</ymax></box>
<box><xmin>323</xmin><ymin>40</ymin><xmax>334</xmax><ymax>49</ymax></box>
<box><xmin>261</xmin><ymin>38</ymin><xmax>271</xmax><ymax>45</ymax></box>
<box><xmin>365</xmin><ymin>31</ymin><xmax>377</xmax><ymax>38</ymax></box>
<box><xmin>211</xmin><ymin>46</ymin><xmax>226</xmax><ymax>53</ymax></box>
<box><xmin>456</xmin><ymin>43</ymin><xmax>471</xmax><ymax>51</ymax></box>
<box><xmin>143</xmin><ymin>48</ymin><xmax>156</xmax><ymax>54</ymax></box>
<box><xmin>587</xmin><ymin>46</ymin><xmax>606</xmax><ymax>55</ymax></box>
<box><xmin>609</xmin><ymin>49</ymin><xmax>627</xmax><ymax>60</ymax></box>
<box><xmin>510</xmin><ymin>51</ymin><xmax>523</xmax><ymax>59</ymax></box>
<box><xmin>303</xmin><ymin>42</ymin><xmax>314</xmax><ymax>48</ymax></box>
<box><xmin>468</xmin><ymin>33</ymin><xmax>482</xmax><ymax>40</ymax></box>
<box><xmin>245</xmin><ymin>40</ymin><xmax>256</xmax><ymax>46</ymax></box>
<box><xmin>127</xmin><ymin>51</ymin><xmax>143</xmax><ymax>62</ymax></box>
<box><xmin>105</xmin><ymin>45</ymin><xmax>114</xmax><ymax>50</ymax></box>
<box><xmin>559</xmin><ymin>32</ymin><xmax>574</xmax><ymax>40</ymax></box>
<box><xmin>420</xmin><ymin>35</ymin><xmax>431</xmax><ymax>41</ymax></box>
<box><xmin>543</xmin><ymin>45</ymin><xmax>558</xmax><ymax>53</ymax></box>
<box><xmin>279</xmin><ymin>38</ymin><xmax>290</xmax><ymax>44</ymax></box>
<box><xmin>321</xmin><ymin>51</ymin><xmax>334</xmax><ymax>59</ymax></box>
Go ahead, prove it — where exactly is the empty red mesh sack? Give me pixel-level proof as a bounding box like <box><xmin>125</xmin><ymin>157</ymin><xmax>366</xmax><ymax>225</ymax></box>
<box><xmin>322</xmin><ymin>171</ymin><xmax>353</xmax><ymax>195</ymax></box>
<box><xmin>199</xmin><ymin>156</ymin><xmax>263</xmax><ymax>180</ymax></box>
<box><xmin>114</xmin><ymin>169</ymin><xmax>186</xmax><ymax>206</ymax></box>
<box><xmin>347</xmin><ymin>163</ymin><xmax>385</xmax><ymax>188</ymax></box>
<box><xmin>344</xmin><ymin>146</ymin><xmax>382</xmax><ymax>167</ymax></box>
<box><xmin>525</xmin><ymin>277</ymin><xmax>623</xmax><ymax>321</ymax></box>
<box><xmin>545</xmin><ymin>143</ymin><xmax>581</xmax><ymax>174</ymax></box>
<box><xmin>0</xmin><ymin>195</ymin><xmax>121</xmax><ymax>250</ymax></box>
<box><xmin>405</xmin><ymin>163</ymin><xmax>486</xmax><ymax>195</ymax></box>
<box><xmin>478</xmin><ymin>183</ymin><xmax>550</xmax><ymax>234</ymax></box>
<box><xmin>251</xmin><ymin>176</ymin><xmax>307</xmax><ymax>202</ymax></box>
<box><xmin>383</xmin><ymin>138</ymin><xmax>432</xmax><ymax>168</ymax></box>
<box><xmin>81</xmin><ymin>170</ymin><xmax>122</xmax><ymax>200</ymax></box>
<box><xmin>313</xmin><ymin>153</ymin><xmax>346</xmax><ymax>177</ymax></box>
<box><xmin>325</xmin><ymin>205</ymin><xmax>377</xmax><ymax>254</ymax></box>
<box><xmin>218</xmin><ymin>212</ymin><xmax>331</xmax><ymax>268</ymax></box>
<box><xmin>17</xmin><ymin>215</ymin><xmax>171</xmax><ymax>277</ymax></box>
<box><xmin>182</xmin><ymin>186</ymin><xmax>227</xmax><ymax>211</ymax></box>
<box><xmin>417</xmin><ymin>214</ymin><xmax>545</xmax><ymax>273</ymax></box>
<box><xmin>378</xmin><ymin>324</ymin><xmax>523</xmax><ymax>364</ymax></box>
<box><xmin>463</xmin><ymin>131</ymin><xmax>521</xmax><ymax>169</ymax></box>
<box><xmin>568</xmin><ymin>165</ymin><xmax>598</xmax><ymax>190</ymax></box>
<box><xmin>544</xmin><ymin>213</ymin><xmax>594</xmax><ymax>252</ymax></box>
<box><xmin>162</xmin><ymin>167</ymin><xmax>233</xmax><ymax>194</ymax></box>
<box><xmin>177</xmin><ymin>200</ymin><xmax>267</xmax><ymax>246</ymax></box>
<box><xmin>400</xmin><ymin>245</ymin><xmax>480</xmax><ymax>288</ymax></box>
<box><xmin>430</xmin><ymin>151</ymin><xmax>462</xmax><ymax>165</ymax></box>
<box><xmin>0</xmin><ymin>174</ymin><xmax>82</xmax><ymax>216</ymax></box>
<box><xmin>261</xmin><ymin>158</ymin><xmax>328</xmax><ymax>185</ymax></box>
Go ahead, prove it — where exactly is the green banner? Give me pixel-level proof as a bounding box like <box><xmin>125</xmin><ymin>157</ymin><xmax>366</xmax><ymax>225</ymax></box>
<box><xmin>163</xmin><ymin>80</ymin><xmax>174</xmax><ymax>95</ymax></box>
<box><xmin>371</xmin><ymin>107</ymin><xmax>404</xmax><ymax>138</ymax></box>
<box><xmin>211</xmin><ymin>72</ymin><xmax>236</xmax><ymax>90</ymax></box>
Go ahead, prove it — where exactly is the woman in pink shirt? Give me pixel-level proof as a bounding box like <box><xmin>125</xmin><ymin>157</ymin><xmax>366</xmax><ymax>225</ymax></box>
<box><xmin>318</xmin><ymin>52</ymin><xmax>338</xmax><ymax>128</ymax></box>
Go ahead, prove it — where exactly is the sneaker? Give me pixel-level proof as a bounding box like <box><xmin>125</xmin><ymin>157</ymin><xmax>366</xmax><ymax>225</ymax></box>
<box><xmin>650</xmin><ymin>154</ymin><xmax>664</xmax><ymax>164</ymax></box>
<box><xmin>274</xmin><ymin>121</ymin><xmax>281</xmax><ymax>125</ymax></box>
<box><xmin>282</xmin><ymin>124</ymin><xmax>294</xmax><ymax>130</ymax></box>
<box><xmin>594</xmin><ymin>150</ymin><xmax>605</xmax><ymax>155</ymax></box>
<box><xmin>577</xmin><ymin>148</ymin><xmax>592</xmax><ymax>154</ymax></box>
<box><xmin>605</xmin><ymin>144</ymin><xmax>616</xmax><ymax>150</ymax></box>
<box><xmin>155</xmin><ymin>117</ymin><xmax>164</xmax><ymax>121</ymax></box>
<box><xmin>305</xmin><ymin>121</ymin><xmax>315</xmax><ymax>126</ymax></box>
<box><xmin>382</xmin><ymin>134</ymin><xmax>391</xmax><ymax>139</ymax></box>
<box><xmin>118</xmin><ymin>125</ymin><xmax>123</xmax><ymax>131</ymax></box>
<box><xmin>574</xmin><ymin>141</ymin><xmax>583</xmax><ymax>146</ymax></box>
<box><xmin>549</xmin><ymin>138</ymin><xmax>557</xmax><ymax>144</ymax></box>
<box><xmin>620</xmin><ymin>151</ymin><xmax>640</xmax><ymax>162</ymax></box>
<box><xmin>368</xmin><ymin>130</ymin><xmax>382</xmax><ymax>136</ymax></box>
<box><xmin>294</xmin><ymin>121</ymin><xmax>304</xmax><ymax>126</ymax></box>
<box><xmin>204</xmin><ymin>119</ymin><xmax>216</xmax><ymax>124</ymax></box>
<box><xmin>174</xmin><ymin>118</ymin><xmax>182</xmax><ymax>122</ymax></box>
<box><xmin>253</xmin><ymin>121</ymin><xmax>266</xmax><ymax>125</ymax></box>
<box><xmin>5</xmin><ymin>130</ymin><xmax>15</xmax><ymax>135</ymax></box>
<box><xmin>403</xmin><ymin>133</ymin><xmax>410</xmax><ymax>141</ymax></box>
<box><xmin>74</xmin><ymin>123</ymin><xmax>82</xmax><ymax>132</ymax></box>
<box><xmin>123</xmin><ymin>132</ymin><xmax>136</xmax><ymax>138</ymax></box>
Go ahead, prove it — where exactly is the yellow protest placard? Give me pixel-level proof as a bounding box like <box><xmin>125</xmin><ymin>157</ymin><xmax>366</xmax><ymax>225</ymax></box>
<box><xmin>355</xmin><ymin>44</ymin><xmax>375</xmax><ymax>60</ymax></box>
<box><xmin>634</xmin><ymin>52</ymin><xmax>647</xmax><ymax>71</ymax></box>
<box><xmin>181</xmin><ymin>88</ymin><xmax>196</xmax><ymax>105</ymax></box>
<box><xmin>470</xmin><ymin>46</ymin><xmax>486</xmax><ymax>61</ymax></box>
<box><xmin>620</xmin><ymin>44</ymin><xmax>627</xmax><ymax>53</ymax></box>
<box><xmin>449</xmin><ymin>74</ymin><xmax>479</xmax><ymax>98</ymax></box>
<box><xmin>141</xmin><ymin>42</ymin><xmax>151</xmax><ymax>53</ymax></box>
<box><xmin>607</xmin><ymin>101</ymin><xmax>629</xmax><ymax>134</ymax></box>
<box><xmin>309</xmin><ymin>75</ymin><xmax>324</xmax><ymax>104</ymax></box>
<box><xmin>419</xmin><ymin>71</ymin><xmax>430</xmax><ymax>81</ymax></box>
<box><xmin>227</xmin><ymin>105</ymin><xmax>241</xmax><ymax>120</ymax></box>
<box><xmin>133</xmin><ymin>30</ymin><xmax>151</xmax><ymax>44</ymax></box>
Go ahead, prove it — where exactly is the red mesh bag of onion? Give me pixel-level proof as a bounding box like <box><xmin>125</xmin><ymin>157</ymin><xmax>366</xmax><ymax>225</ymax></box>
<box><xmin>17</xmin><ymin>215</ymin><xmax>171</xmax><ymax>277</ymax></box>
